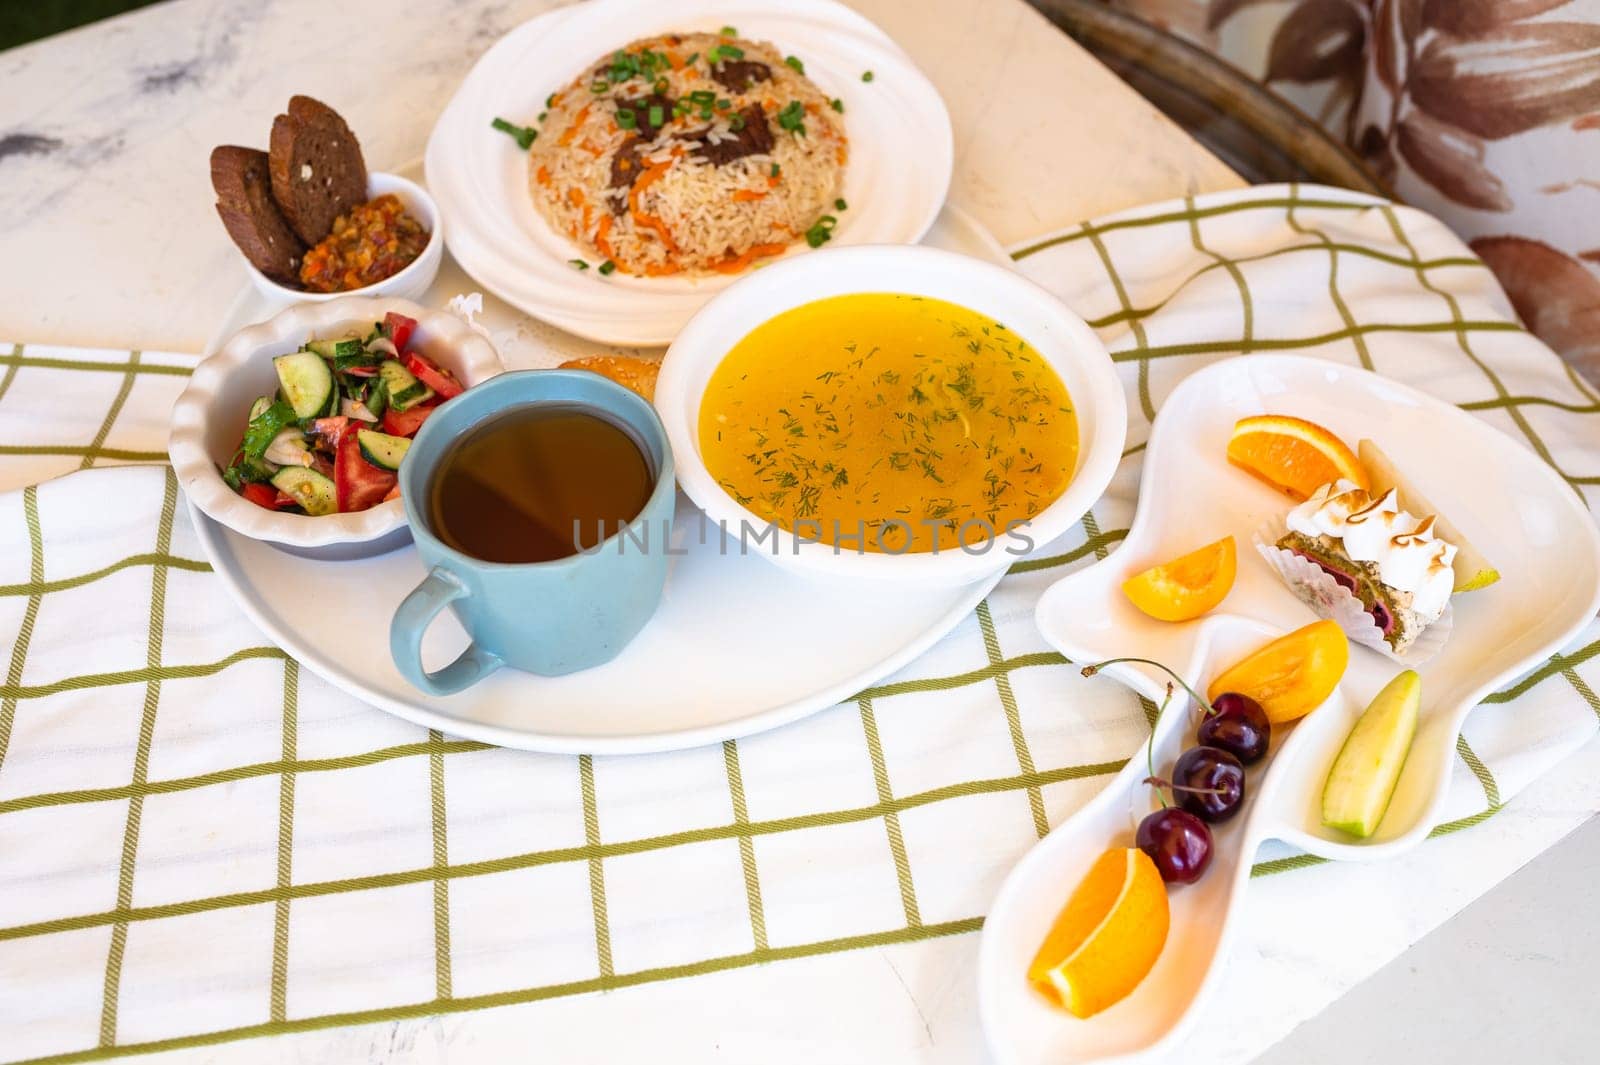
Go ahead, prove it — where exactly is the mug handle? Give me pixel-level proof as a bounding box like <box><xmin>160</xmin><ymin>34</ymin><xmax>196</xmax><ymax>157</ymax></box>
<box><xmin>390</xmin><ymin>566</ymin><xmax>504</xmax><ymax>696</ymax></box>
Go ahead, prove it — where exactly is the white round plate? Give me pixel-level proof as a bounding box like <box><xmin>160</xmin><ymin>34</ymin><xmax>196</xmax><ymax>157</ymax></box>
<box><xmin>978</xmin><ymin>355</ymin><xmax>1600</xmax><ymax>1065</ymax></box>
<box><xmin>197</xmin><ymin>163</ymin><xmax>1013</xmax><ymax>754</ymax></box>
<box><xmin>425</xmin><ymin>0</ymin><xmax>953</xmax><ymax>346</ymax></box>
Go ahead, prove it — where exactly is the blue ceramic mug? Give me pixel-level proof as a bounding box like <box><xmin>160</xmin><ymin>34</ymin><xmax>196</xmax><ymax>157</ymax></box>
<box><xmin>390</xmin><ymin>370</ymin><xmax>676</xmax><ymax>695</ymax></box>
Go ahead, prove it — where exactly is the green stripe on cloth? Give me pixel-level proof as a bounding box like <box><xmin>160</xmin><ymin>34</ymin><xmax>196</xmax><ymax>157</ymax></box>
<box><xmin>0</xmin><ymin>646</ymin><xmax>287</xmax><ymax>701</ymax></box>
<box><xmin>99</xmin><ymin>467</ymin><xmax>177</xmax><ymax>1047</ymax></box>
<box><xmin>270</xmin><ymin>659</ymin><xmax>298</xmax><ymax>1025</ymax></box>
<box><xmin>0</xmin><ymin>758</ymin><xmax>1125</xmax><ymax>943</ymax></box>
<box><xmin>0</xmin><ymin>485</ymin><xmax>45</xmax><ymax>772</ymax></box>
<box><xmin>579</xmin><ymin>755</ymin><xmax>614</xmax><ymax>979</ymax></box>
<box><xmin>723</xmin><ymin>740</ymin><xmax>769</xmax><ymax>951</ymax></box>
<box><xmin>1008</xmin><ymin>525</ymin><xmax>1128</xmax><ymax>575</ymax></box>
<box><xmin>1455</xmin><ymin>735</ymin><xmax>1501</xmax><ymax>809</ymax></box>
<box><xmin>977</xmin><ymin>600</ymin><xmax>1048</xmax><ymax>838</ymax></box>
<box><xmin>1287</xmin><ymin>185</ymin><xmax>1373</xmax><ymax>371</ymax></box>
<box><xmin>1187</xmin><ymin>196</ymin><xmax>1257</xmax><ymax>361</ymax></box>
<box><xmin>8</xmin><ymin>918</ymin><xmax>986</xmax><ymax>1065</ymax></box>
<box><xmin>1084</xmin><ymin>228</ymin><xmax>1156</xmax><ymax>422</ymax></box>
<box><xmin>0</xmin><ymin>552</ymin><xmax>210</xmax><ymax>598</ymax></box>
<box><xmin>79</xmin><ymin>353</ymin><xmax>141</xmax><ymax>471</ymax></box>
<box><xmin>1122</xmin><ymin>319</ymin><xmax>1523</xmax><ymax>364</ymax></box>
<box><xmin>0</xmin><ymin>343</ymin><xmax>25</xmax><ymax>405</ymax></box>
<box><xmin>1376</xmin><ymin>205</ymin><xmax>1590</xmax><ymax>491</ymax></box>
<box><xmin>0</xmin><ymin>350</ymin><xmax>191</xmax><ymax>378</ymax></box>
<box><xmin>0</xmin><ymin>445</ymin><xmax>167</xmax><ymax>463</ymax></box>
<box><xmin>858</xmin><ymin>695</ymin><xmax>921</xmax><ymax>927</ymax></box>
<box><xmin>429</xmin><ymin>729</ymin><xmax>453</xmax><ymax>1000</ymax></box>
<box><xmin>0</xmin><ymin>738</ymin><xmax>492</xmax><ymax>816</ymax></box>
<box><xmin>1012</xmin><ymin>195</ymin><xmax>1382</xmax><ymax>259</ymax></box>
<box><xmin>1481</xmin><ymin>637</ymin><xmax>1600</xmax><ymax>704</ymax></box>
<box><xmin>1081</xmin><ymin>244</ymin><xmax>1479</xmax><ymax>332</ymax></box>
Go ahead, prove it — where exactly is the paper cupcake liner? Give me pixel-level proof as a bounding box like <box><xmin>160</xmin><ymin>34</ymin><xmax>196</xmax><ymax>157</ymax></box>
<box><xmin>1252</xmin><ymin>517</ymin><xmax>1452</xmax><ymax>665</ymax></box>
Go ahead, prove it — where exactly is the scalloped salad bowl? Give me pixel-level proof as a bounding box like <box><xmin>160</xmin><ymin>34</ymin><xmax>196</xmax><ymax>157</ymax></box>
<box><xmin>169</xmin><ymin>295</ymin><xmax>503</xmax><ymax>560</ymax></box>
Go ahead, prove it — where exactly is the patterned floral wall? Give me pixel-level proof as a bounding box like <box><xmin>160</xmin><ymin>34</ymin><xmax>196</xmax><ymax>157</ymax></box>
<box><xmin>1105</xmin><ymin>0</ymin><xmax>1600</xmax><ymax>378</ymax></box>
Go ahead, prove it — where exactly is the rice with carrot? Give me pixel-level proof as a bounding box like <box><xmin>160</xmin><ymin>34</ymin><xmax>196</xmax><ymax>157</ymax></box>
<box><xmin>527</xmin><ymin>31</ymin><xmax>847</xmax><ymax>277</ymax></box>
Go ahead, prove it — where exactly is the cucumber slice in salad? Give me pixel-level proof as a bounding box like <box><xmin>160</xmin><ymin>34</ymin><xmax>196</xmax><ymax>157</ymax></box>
<box><xmin>248</xmin><ymin>395</ymin><xmax>274</xmax><ymax>421</ymax></box>
<box><xmin>273</xmin><ymin>350</ymin><xmax>336</xmax><ymax>419</ymax></box>
<box><xmin>305</xmin><ymin>338</ymin><xmax>363</xmax><ymax>360</ymax></box>
<box><xmin>378</xmin><ymin>359</ymin><xmax>434</xmax><ymax>412</ymax></box>
<box><xmin>357</xmin><ymin>429</ymin><xmax>411</xmax><ymax>471</ymax></box>
<box><xmin>270</xmin><ymin>466</ymin><xmax>337</xmax><ymax>516</ymax></box>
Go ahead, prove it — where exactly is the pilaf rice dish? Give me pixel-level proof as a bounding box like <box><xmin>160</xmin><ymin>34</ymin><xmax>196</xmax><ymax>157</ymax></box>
<box><xmin>527</xmin><ymin>31</ymin><xmax>848</xmax><ymax>277</ymax></box>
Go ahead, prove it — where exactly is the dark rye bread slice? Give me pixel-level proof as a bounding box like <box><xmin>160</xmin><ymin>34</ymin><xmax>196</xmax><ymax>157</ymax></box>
<box><xmin>210</xmin><ymin>146</ymin><xmax>305</xmax><ymax>284</ymax></box>
<box><xmin>269</xmin><ymin>95</ymin><xmax>368</xmax><ymax>245</ymax></box>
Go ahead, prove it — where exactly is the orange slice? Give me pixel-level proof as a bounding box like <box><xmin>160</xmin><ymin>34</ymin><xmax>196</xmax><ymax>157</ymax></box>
<box><xmin>1122</xmin><ymin>536</ymin><xmax>1237</xmax><ymax>622</ymax></box>
<box><xmin>1207</xmin><ymin>619</ymin><xmax>1350</xmax><ymax>724</ymax></box>
<box><xmin>1027</xmin><ymin>847</ymin><xmax>1170</xmax><ymax>1018</ymax></box>
<box><xmin>1226</xmin><ymin>415</ymin><xmax>1368</xmax><ymax>500</ymax></box>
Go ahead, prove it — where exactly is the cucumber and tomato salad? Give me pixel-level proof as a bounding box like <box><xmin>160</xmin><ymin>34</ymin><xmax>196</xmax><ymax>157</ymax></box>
<box><xmin>219</xmin><ymin>312</ymin><xmax>464</xmax><ymax>516</ymax></box>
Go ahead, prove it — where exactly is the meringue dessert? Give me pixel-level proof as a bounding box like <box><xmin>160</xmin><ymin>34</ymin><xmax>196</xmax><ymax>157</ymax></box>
<box><xmin>1275</xmin><ymin>479</ymin><xmax>1458</xmax><ymax>654</ymax></box>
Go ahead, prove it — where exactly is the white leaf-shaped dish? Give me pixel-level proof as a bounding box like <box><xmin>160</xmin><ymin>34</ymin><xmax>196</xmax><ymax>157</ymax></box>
<box><xmin>979</xmin><ymin>354</ymin><xmax>1600</xmax><ymax>1065</ymax></box>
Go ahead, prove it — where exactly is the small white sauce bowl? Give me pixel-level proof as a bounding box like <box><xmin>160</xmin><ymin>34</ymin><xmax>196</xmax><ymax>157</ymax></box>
<box><xmin>169</xmin><ymin>296</ymin><xmax>503</xmax><ymax>560</ymax></box>
<box><xmin>242</xmin><ymin>172</ymin><xmax>444</xmax><ymax>305</ymax></box>
<box><xmin>656</xmin><ymin>244</ymin><xmax>1128</xmax><ymax>586</ymax></box>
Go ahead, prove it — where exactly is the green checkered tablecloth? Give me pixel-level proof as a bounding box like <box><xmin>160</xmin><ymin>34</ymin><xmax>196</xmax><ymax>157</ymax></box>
<box><xmin>2</xmin><ymin>185</ymin><xmax>1598</xmax><ymax>1063</ymax></box>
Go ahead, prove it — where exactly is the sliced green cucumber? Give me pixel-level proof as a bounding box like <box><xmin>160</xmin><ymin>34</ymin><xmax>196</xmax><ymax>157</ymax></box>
<box><xmin>269</xmin><ymin>466</ymin><xmax>337</xmax><ymax>516</ymax></box>
<box><xmin>357</xmin><ymin>429</ymin><xmax>411</xmax><ymax>471</ymax></box>
<box><xmin>364</xmin><ymin>378</ymin><xmax>389</xmax><ymax>420</ymax></box>
<box><xmin>273</xmin><ymin>350</ymin><xmax>336</xmax><ymax>420</ymax></box>
<box><xmin>306</xmin><ymin>338</ymin><xmax>363</xmax><ymax>360</ymax></box>
<box><xmin>1322</xmin><ymin>670</ymin><xmax>1420</xmax><ymax>838</ymax></box>
<box><xmin>378</xmin><ymin>359</ymin><xmax>434</xmax><ymax>412</ymax></box>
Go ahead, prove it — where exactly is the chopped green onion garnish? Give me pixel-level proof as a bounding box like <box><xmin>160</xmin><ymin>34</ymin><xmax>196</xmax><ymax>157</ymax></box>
<box><xmin>685</xmin><ymin>51</ymin><xmax>699</xmax><ymax>65</ymax></box>
<box><xmin>649</xmin><ymin>104</ymin><xmax>665</xmax><ymax>127</ymax></box>
<box><xmin>689</xmin><ymin>89</ymin><xmax>716</xmax><ymax>105</ymax></box>
<box><xmin>538</xmin><ymin>111</ymin><xmax>547</xmax><ymax>122</ymax></box>
<box><xmin>700</xmin><ymin>107</ymin><xmax>714</xmax><ymax>120</ymax></box>
<box><xmin>716</xmin><ymin>98</ymin><xmax>731</xmax><ymax>110</ymax></box>
<box><xmin>729</xmin><ymin>113</ymin><xmax>746</xmax><ymax>131</ymax></box>
<box><xmin>804</xmin><ymin>216</ymin><xmax>838</xmax><ymax>248</ymax></box>
<box><xmin>490</xmin><ymin>117</ymin><xmax>537</xmax><ymax>149</ymax></box>
<box><xmin>569</xmin><ymin>259</ymin><xmax>590</xmax><ymax>271</ymax></box>
<box><xmin>720</xmin><ymin>25</ymin><xmax>737</xmax><ymax>35</ymax></box>
<box><xmin>770</xmin><ymin>162</ymin><xmax>781</xmax><ymax>177</ymax></box>
<box><xmin>861</xmin><ymin>70</ymin><xmax>874</xmax><ymax>82</ymax></box>
<box><xmin>835</xmin><ymin>198</ymin><xmax>848</xmax><ymax>210</ymax></box>
<box><xmin>599</xmin><ymin>260</ymin><xmax>617</xmax><ymax>276</ymax></box>
<box><xmin>654</xmin><ymin>77</ymin><xmax>670</xmax><ymax>95</ymax></box>
<box><xmin>830</xmin><ymin>97</ymin><xmax>844</xmax><ymax>113</ymax></box>
<box><xmin>777</xmin><ymin>100</ymin><xmax>806</xmax><ymax>135</ymax></box>
<box><xmin>616</xmin><ymin>107</ymin><xmax>638</xmax><ymax>130</ymax></box>
<box><xmin>785</xmin><ymin>56</ymin><xmax>805</xmax><ymax>74</ymax></box>
<box><xmin>546</xmin><ymin>93</ymin><xmax>557</xmax><ymax>107</ymax></box>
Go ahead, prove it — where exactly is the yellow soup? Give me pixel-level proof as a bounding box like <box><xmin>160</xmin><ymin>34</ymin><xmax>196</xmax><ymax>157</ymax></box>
<box><xmin>698</xmin><ymin>293</ymin><xmax>1079</xmax><ymax>553</ymax></box>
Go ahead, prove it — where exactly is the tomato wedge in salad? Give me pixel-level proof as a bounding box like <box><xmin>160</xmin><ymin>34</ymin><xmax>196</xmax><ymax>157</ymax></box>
<box><xmin>217</xmin><ymin>312</ymin><xmax>468</xmax><ymax>515</ymax></box>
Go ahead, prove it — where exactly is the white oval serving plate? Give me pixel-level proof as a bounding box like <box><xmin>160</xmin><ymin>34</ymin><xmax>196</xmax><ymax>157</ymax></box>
<box><xmin>979</xmin><ymin>354</ymin><xmax>1600</xmax><ymax>1065</ymax></box>
<box><xmin>195</xmin><ymin>164</ymin><xmax>1015</xmax><ymax>755</ymax></box>
<box><xmin>425</xmin><ymin>0</ymin><xmax>952</xmax><ymax>346</ymax></box>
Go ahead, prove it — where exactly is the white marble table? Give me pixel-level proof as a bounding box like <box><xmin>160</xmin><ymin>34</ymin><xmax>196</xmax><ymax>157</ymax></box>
<box><xmin>1</xmin><ymin>2</ymin><xmax>1596</xmax><ymax>1063</ymax></box>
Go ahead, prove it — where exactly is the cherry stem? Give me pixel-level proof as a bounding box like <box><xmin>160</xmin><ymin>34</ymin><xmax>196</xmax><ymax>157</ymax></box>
<box><xmin>1083</xmin><ymin>656</ymin><xmax>1212</xmax><ymax>716</ymax></box>
<box><xmin>1145</xmin><ymin>683</ymin><xmax>1172</xmax><ymax>808</ymax></box>
<box><xmin>1143</xmin><ymin>776</ymin><xmax>1230</xmax><ymax>798</ymax></box>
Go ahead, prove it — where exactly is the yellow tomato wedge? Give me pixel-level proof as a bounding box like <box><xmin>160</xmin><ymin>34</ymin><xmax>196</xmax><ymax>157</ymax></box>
<box><xmin>1027</xmin><ymin>848</ymin><xmax>1169</xmax><ymax>1018</ymax></box>
<box><xmin>1122</xmin><ymin>536</ymin><xmax>1237</xmax><ymax>622</ymax></box>
<box><xmin>1207</xmin><ymin>619</ymin><xmax>1349</xmax><ymax>723</ymax></box>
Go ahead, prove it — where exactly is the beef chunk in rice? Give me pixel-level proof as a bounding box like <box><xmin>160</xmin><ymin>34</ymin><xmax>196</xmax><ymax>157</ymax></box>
<box><xmin>710</xmin><ymin>60</ymin><xmax>771</xmax><ymax>94</ymax></box>
<box><xmin>687</xmin><ymin>105</ymin><xmax>774</xmax><ymax>166</ymax></box>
